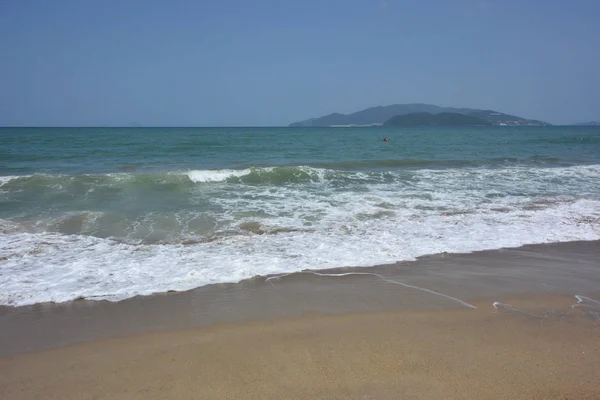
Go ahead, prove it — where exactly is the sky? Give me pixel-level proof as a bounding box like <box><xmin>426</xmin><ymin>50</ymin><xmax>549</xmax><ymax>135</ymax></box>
<box><xmin>0</xmin><ymin>0</ymin><xmax>599</xmax><ymax>126</ymax></box>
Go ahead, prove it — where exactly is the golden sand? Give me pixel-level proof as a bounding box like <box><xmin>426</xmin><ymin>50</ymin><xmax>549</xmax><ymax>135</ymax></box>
<box><xmin>1</xmin><ymin>294</ymin><xmax>599</xmax><ymax>400</ymax></box>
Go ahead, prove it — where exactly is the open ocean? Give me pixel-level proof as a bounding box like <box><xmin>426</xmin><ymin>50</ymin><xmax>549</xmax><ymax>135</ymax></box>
<box><xmin>1</xmin><ymin>126</ymin><xmax>599</xmax><ymax>306</ymax></box>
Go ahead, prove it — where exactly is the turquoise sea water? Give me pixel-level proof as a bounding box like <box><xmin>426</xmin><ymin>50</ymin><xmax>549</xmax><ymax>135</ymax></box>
<box><xmin>1</xmin><ymin>126</ymin><xmax>600</xmax><ymax>305</ymax></box>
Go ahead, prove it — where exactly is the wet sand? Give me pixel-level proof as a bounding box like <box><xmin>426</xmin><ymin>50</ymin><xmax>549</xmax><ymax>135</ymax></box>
<box><xmin>1</xmin><ymin>241</ymin><xmax>600</xmax><ymax>399</ymax></box>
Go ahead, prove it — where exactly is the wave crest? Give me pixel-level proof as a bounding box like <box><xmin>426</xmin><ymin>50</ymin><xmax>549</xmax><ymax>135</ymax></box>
<box><xmin>2</xmin><ymin>164</ymin><xmax>600</xmax><ymax>193</ymax></box>
<box><xmin>187</xmin><ymin>169</ymin><xmax>252</xmax><ymax>183</ymax></box>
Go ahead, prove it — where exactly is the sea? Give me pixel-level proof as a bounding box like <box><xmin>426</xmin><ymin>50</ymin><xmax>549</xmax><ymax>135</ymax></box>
<box><xmin>1</xmin><ymin>126</ymin><xmax>599</xmax><ymax>306</ymax></box>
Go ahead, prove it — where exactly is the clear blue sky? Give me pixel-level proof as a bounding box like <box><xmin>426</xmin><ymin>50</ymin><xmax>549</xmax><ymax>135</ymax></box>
<box><xmin>1</xmin><ymin>0</ymin><xmax>598</xmax><ymax>126</ymax></box>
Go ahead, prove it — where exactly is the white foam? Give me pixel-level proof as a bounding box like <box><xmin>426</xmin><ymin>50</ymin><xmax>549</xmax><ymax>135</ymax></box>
<box><xmin>572</xmin><ymin>295</ymin><xmax>600</xmax><ymax>309</ymax></box>
<box><xmin>492</xmin><ymin>302</ymin><xmax>543</xmax><ymax>318</ymax></box>
<box><xmin>1</xmin><ymin>164</ymin><xmax>600</xmax><ymax>306</ymax></box>
<box><xmin>0</xmin><ymin>219</ymin><xmax>25</xmax><ymax>234</ymax></box>
<box><xmin>186</xmin><ymin>169</ymin><xmax>251</xmax><ymax>183</ymax></box>
<box><xmin>0</xmin><ymin>176</ymin><xmax>21</xmax><ymax>187</ymax></box>
<box><xmin>571</xmin><ymin>295</ymin><xmax>600</xmax><ymax>319</ymax></box>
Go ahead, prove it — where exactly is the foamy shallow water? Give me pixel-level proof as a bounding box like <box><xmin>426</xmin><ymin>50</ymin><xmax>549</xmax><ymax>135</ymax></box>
<box><xmin>1</xmin><ymin>165</ymin><xmax>600</xmax><ymax>306</ymax></box>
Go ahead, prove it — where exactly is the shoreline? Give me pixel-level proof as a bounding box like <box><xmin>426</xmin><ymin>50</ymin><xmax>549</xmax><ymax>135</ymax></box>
<box><xmin>1</xmin><ymin>240</ymin><xmax>599</xmax><ymax>356</ymax></box>
<box><xmin>4</xmin><ymin>238</ymin><xmax>600</xmax><ymax>308</ymax></box>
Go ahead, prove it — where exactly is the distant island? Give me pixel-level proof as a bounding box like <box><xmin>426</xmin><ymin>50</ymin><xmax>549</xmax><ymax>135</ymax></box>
<box><xmin>289</xmin><ymin>103</ymin><xmax>550</xmax><ymax>127</ymax></box>
<box><xmin>385</xmin><ymin>112</ymin><xmax>491</xmax><ymax>127</ymax></box>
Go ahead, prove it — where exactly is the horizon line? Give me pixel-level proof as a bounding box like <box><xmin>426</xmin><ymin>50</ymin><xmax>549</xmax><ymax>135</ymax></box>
<box><xmin>0</xmin><ymin>125</ymin><xmax>592</xmax><ymax>129</ymax></box>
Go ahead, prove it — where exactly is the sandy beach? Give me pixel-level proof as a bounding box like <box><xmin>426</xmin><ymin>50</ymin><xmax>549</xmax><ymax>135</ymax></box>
<box><xmin>1</xmin><ymin>241</ymin><xmax>600</xmax><ymax>399</ymax></box>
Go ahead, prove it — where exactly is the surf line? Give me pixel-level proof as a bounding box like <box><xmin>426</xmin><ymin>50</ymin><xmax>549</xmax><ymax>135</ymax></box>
<box><xmin>266</xmin><ymin>271</ymin><xmax>476</xmax><ymax>309</ymax></box>
<box><xmin>572</xmin><ymin>295</ymin><xmax>600</xmax><ymax>309</ymax></box>
<box><xmin>492</xmin><ymin>302</ymin><xmax>543</xmax><ymax>319</ymax></box>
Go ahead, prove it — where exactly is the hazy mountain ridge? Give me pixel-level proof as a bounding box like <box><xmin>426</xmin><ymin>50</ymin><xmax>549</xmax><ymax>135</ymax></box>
<box><xmin>384</xmin><ymin>112</ymin><xmax>492</xmax><ymax>127</ymax></box>
<box><xmin>289</xmin><ymin>103</ymin><xmax>550</xmax><ymax>127</ymax></box>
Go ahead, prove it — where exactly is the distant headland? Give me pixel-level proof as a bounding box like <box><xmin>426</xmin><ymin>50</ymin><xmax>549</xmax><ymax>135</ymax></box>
<box><xmin>384</xmin><ymin>112</ymin><xmax>491</xmax><ymax>127</ymax></box>
<box><xmin>289</xmin><ymin>103</ymin><xmax>550</xmax><ymax>127</ymax></box>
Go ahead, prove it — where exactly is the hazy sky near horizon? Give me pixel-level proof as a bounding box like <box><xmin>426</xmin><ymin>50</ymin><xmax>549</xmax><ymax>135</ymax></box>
<box><xmin>1</xmin><ymin>0</ymin><xmax>599</xmax><ymax>126</ymax></box>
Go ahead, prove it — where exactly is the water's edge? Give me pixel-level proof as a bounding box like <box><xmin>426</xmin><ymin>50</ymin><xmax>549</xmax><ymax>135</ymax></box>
<box><xmin>1</xmin><ymin>239</ymin><xmax>599</xmax><ymax>355</ymax></box>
